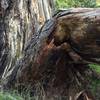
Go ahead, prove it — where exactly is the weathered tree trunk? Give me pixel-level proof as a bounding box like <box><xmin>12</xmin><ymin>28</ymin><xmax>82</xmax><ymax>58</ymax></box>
<box><xmin>2</xmin><ymin>8</ymin><xmax>100</xmax><ymax>100</ymax></box>
<box><xmin>0</xmin><ymin>16</ymin><xmax>9</xmax><ymax>78</ymax></box>
<box><xmin>0</xmin><ymin>0</ymin><xmax>54</xmax><ymax>80</ymax></box>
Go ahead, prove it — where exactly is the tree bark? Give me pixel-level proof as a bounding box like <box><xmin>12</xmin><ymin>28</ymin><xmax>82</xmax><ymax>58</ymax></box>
<box><xmin>0</xmin><ymin>15</ymin><xmax>9</xmax><ymax>78</ymax></box>
<box><xmin>0</xmin><ymin>0</ymin><xmax>54</xmax><ymax>80</ymax></box>
<box><xmin>2</xmin><ymin>8</ymin><xmax>100</xmax><ymax>99</ymax></box>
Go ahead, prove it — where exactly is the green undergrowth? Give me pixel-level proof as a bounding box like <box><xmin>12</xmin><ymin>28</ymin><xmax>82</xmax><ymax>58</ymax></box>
<box><xmin>89</xmin><ymin>64</ymin><xmax>100</xmax><ymax>74</ymax></box>
<box><xmin>89</xmin><ymin>64</ymin><xmax>100</xmax><ymax>99</ymax></box>
<box><xmin>89</xmin><ymin>77</ymin><xmax>100</xmax><ymax>99</ymax></box>
<box><xmin>0</xmin><ymin>90</ymin><xmax>46</xmax><ymax>100</ymax></box>
<box><xmin>0</xmin><ymin>91</ymin><xmax>23</xmax><ymax>100</ymax></box>
<box><xmin>55</xmin><ymin>0</ymin><xmax>96</xmax><ymax>9</ymax></box>
<box><xmin>96</xmin><ymin>0</ymin><xmax>100</xmax><ymax>6</ymax></box>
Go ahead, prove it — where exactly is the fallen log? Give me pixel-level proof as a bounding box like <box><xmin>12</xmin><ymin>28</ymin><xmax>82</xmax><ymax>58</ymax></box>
<box><xmin>2</xmin><ymin>8</ymin><xmax>100</xmax><ymax>100</ymax></box>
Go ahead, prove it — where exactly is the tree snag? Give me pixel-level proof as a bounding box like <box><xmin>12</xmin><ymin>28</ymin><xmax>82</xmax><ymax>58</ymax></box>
<box><xmin>2</xmin><ymin>8</ymin><xmax>100</xmax><ymax>100</ymax></box>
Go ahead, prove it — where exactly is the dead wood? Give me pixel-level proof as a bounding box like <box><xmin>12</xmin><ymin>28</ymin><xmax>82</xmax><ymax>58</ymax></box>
<box><xmin>2</xmin><ymin>8</ymin><xmax>100</xmax><ymax>100</ymax></box>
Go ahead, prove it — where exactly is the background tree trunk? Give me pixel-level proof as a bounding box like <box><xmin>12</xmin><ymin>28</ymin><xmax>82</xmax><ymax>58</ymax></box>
<box><xmin>0</xmin><ymin>0</ymin><xmax>55</xmax><ymax>80</ymax></box>
<box><xmin>2</xmin><ymin>8</ymin><xmax>100</xmax><ymax>100</ymax></box>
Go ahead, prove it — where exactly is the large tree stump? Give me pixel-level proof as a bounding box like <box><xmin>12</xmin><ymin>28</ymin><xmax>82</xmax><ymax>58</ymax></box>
<box><xmin>2</xmin><ymin>8</ymin><xmax>100</xmax><ymax>100</ymax></box>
